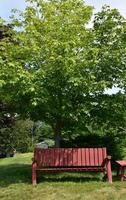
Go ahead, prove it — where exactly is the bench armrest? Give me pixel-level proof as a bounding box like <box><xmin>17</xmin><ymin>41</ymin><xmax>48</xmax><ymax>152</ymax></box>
<box><xmin>102</xmin><ymin>156</ymin><xmax>111</xmax><ymax>167</ymax></box>
<box><xmin>32</xmin><ymin>157</ymin><xmax>37</xmax><ymax>163</ymax></box>
<box><xmin>106</xmin><ymin>156</ymin><xmax>111</xmax><ymax>160</ymax></box>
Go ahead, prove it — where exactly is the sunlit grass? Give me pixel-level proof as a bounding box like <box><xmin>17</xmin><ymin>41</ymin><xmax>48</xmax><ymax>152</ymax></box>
<box><xmin>0</xmin><ymin>153</ymin><xmax>126</xmax><ymax>200</ymax></box>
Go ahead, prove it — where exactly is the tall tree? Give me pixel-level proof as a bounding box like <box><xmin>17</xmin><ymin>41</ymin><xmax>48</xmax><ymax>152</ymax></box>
<box><xmin>0</xmin><ymin>2</ymin><xmax>126</xmax><ymax>147</ymax></box>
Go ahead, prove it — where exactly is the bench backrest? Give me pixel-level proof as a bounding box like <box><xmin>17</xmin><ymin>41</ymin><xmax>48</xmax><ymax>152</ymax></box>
<box><xmin>34</xmin><ymin>148</ymin><xmax>107</xmax><ymax>167</ymax></box>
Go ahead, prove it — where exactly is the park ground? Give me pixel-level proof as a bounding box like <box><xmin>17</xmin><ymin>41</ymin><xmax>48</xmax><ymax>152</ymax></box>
<box><xmin>0</xmin><ymin>153</ymin><xmax>126</xmax><ymax>200</ymax></box>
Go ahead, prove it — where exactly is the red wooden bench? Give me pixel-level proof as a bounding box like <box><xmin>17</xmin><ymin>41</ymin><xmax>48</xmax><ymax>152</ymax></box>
<box><xmin>32</xmin><ymin>147</ymin><xmax>112</xmax><ymax>185</ymax></box>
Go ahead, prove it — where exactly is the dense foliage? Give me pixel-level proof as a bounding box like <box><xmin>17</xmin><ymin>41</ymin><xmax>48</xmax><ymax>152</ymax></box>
<box><xmin>0</xmin><ymin>119</ymin><xmax>34</xmax><ymax>157</ymax></box>
<box><xmin>0</xmin><ymin>1</ymin><xmax>126</xmax><ymax>157</ymax></box>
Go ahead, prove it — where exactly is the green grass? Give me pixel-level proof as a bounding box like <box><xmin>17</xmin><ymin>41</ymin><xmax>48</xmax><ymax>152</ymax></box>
<box><xmin>0</xmin><ymin>153</ymin><xmax>126</xmax><ymax>200</ymax></box>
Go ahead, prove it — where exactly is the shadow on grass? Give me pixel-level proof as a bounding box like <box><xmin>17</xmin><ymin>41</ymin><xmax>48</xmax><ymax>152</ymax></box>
<box><xmin>38</xmin><ymin>172</ymin><xmax>102</xmax><ymax>184</ymax></box>
<box><xmin>0</xmin><ymin>163</ymin><xmax>118</xmax><ymax>187</ymax></box>
<box><xmin>0</xmin><ymin>164</ymin><xmax>32</xmax><ymax>187</ymax></box>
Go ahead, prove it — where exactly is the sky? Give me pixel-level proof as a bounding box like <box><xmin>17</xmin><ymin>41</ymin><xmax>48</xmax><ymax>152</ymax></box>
<box><xmin>0</xmin><ymin>0</ymin><xmax>126</xmax><ymax>20</ymax></box>
<box><xmin>0</xmin><ymin>0</ymin><xmax>125</xmax><ymax>94</ymax></box>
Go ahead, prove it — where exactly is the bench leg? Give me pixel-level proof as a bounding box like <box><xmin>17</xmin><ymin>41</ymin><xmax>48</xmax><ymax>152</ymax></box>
<box><xmin>117</xmin><ymin>166</ymin><xmax>121</xmax><ymax>177</ymax></box>
<box><xmin>120</xmin><ymin>167</ymin><xmax>124</xmax><ymax>181</ymax></box>
<box><xmin>106</xmin><ymin>159</ymin><xmax>112</xmax><ymax>183</ymax></box>
<box><xmin>32</xmin><ymin>162</ymin><xmax>37</xmax><ymax>185</ymax></box>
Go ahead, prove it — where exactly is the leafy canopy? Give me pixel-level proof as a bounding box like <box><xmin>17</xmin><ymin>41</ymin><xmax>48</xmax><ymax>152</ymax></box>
<box><xmin>0</xmin><ymin>1</ymin><xmax>126</xmax><ymax>147</ymax></box>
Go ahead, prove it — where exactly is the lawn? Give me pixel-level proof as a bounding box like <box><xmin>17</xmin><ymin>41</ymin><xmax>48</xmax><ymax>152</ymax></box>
<box><xmin>0</xmin><ymin>153</ymin><xmax>126</xmax><ymax>200</ymax></box>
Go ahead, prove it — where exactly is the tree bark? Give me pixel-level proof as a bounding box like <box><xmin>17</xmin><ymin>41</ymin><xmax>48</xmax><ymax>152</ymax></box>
<box><xmin>55</xmin><ymin>132</ymin><xmax>62</xmax><ymax>148</ymax></box>
<box><xmin>53</xmin><ymin>121</ymin><xmax>62</xmax><ymax>147</ymax></box>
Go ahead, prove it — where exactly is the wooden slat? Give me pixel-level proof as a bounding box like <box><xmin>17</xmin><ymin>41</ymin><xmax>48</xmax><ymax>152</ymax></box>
<box><xmin>50</xmin><ymin>148</ymin><xmax>54</xmax><ymax>166</ymax></box>
<box><xmin>102</xmin><ymin>148</ymin><xmax>107</xmax><ymax>166</ymax></box>
<box><xmin>38</xmin><ymin>149</ymin><xmax>41</xmax><ymax>167</ymax></box>
<box><xmin>77</xmin><ymin>148</ymin><xmax>82</xmax><ymax>166</ymax></box>
<box><xmin>53</xmin><ymin>148</ymin><xmax>56</xmax><ymax>166</ymax></box>
<box><xmin>48</xmin><ymin>149</ymin><xmax>52</xmax><ymax>166</ymax></box>
<box><xmin>58</xmin><ymin>148</ymin><xmax>61</xmax><ymax>165</ymax></box>
<box><xmin>47</xmin><ymin>149</ymin><xmax>50</xmax><ymax>166</ymax></box>
<box><xmin>89</xmin><ymin>148</ymin><xmax>94</xmax><ymax>166</ymax></box>
<box><xmin>94</xmin><ymin>148</ymin><xmax>98</xmax><ymax>166</ymax></box>
<box><xmin>64</xmin><ymin>148</ymin><xmax>68</xmax><ymax>166</ymax></box>
<box><xmin>62</xmin><ymin>148</ymin><xmax>65</xmax><ymax>166</ymax></box>
<box><xmin>67</xmin><ymin>148</ymin><xmax>73</xmax><ymax>166</ymax></box>
<box><xmin>72</xmin><ymin>148</ymin><xmax>74</xmax><ymax>166</ymax></box>
<box><xmin>37</xmin><ymin>149</ymin><xmax>40</xmax><ymax>167</ymax></box>
<box><xmin>73</xmin><ymin>148</ymin><xmax>78</xmax><ymax>166</ymax></box>
<box><xmin>102</xmin><ymin>148</ymin><xmax>107</xmax><ymax>160</ymax></box>
<box><xmin>42</xmin><ymin>150</ymin><xmax>46</xmax><ymax>166</ymax></box>
<box><xmin>59</xmin><ymin>148</ymin><xmax>64</xmax><ymax>166</ymax></box>
<box><xmin>98</xmin><ymin>148</ymin><xmax>103</xmax><ymax>166</ymax></box>
<box><xmin>81</xmin><ymin>148</ymin><xmax>86</xmax><ymax>166</ymax></box>
<box><xmin>48</xmin><ymin>148</ymin><xmax>52</xmax><ymax>166</ymax></box>
<box><xmin>54</xmin><ymin>148</ymin><xmax>59</xmax><ymax>166</ymax></box>
<box><xmin>45</xmin><ymin>149</ymin><xmax>48</xmax><ymax>166</ymax></box>
<box><xmin>85</xmin><ymin>148</ymin><xmax>90</xmax><ymax>166</ymax></box>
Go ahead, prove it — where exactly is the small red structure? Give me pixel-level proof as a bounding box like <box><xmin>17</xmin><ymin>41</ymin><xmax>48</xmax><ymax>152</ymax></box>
<box><xmin>116</xmin><ymin>160</ymin><xmax>126</xmax><ymax>181</ymax></box>
<box><xmin>32</xmin><ymin>147</ymin><xmax>112</xmax><ymax>185</ymax></box>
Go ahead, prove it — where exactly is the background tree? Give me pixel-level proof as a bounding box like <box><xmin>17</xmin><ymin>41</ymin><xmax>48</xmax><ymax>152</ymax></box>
<box><xmin>0</xmin><ymin>18</ymin><xmax>17</xmax><ymax>127</ymax></box>
<box><xmin>0</xmin><ymin>119</ymin><xmax>34</xmax><ymax>157</ymax></box>
<box><xmin>61</xmin><ymin>92</ymin><xmax>126</xmax><ymax>159</ymax></box>
<box><xmin>92</xmin><ymin>6</ymin><xmax>126</xmax><ymax>90</ymax></box>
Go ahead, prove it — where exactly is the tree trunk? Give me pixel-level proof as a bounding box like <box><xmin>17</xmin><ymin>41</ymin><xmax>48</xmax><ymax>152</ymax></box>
<box><xmin>53</xmin><ymin>121</ymin><xmax>62</xmax><ymax>147</ymax></box>
<box><xmin>55</xmin><ymin>133</ymin><xmax>62</xmax><ymax>148</ymax></box>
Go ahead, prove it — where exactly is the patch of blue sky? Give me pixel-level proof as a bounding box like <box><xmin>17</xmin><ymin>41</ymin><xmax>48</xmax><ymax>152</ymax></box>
<box><xmin>0</xmin><ymin>0</ymin><xmax>126</xmax><ymax>21</ymax></box>
<box><xmin>86</xmin><ymin>0</ymin><xmax>126</xmax><ymax>17</ymax></box>
<box><xmin>0</xmin><ymin>0</ymin><xmax>27</xmax><ymax>20</ymax></box>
